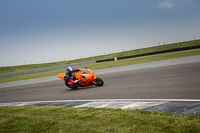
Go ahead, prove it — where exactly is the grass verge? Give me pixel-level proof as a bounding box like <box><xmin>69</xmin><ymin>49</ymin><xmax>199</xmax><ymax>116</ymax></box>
<box><xmin>0</xmin><ymin>39</ymin><xmax>200</xmax><ymax>74</ymax></box>
<box><xmin>0</xmin><ymin>48</ymin><xmax>200</xmax><ymax>83</ymax></box>
<box><xmin>0</xmin><ymin>106</ymin><xmax>200</xmax><ymax>132</ymax></box>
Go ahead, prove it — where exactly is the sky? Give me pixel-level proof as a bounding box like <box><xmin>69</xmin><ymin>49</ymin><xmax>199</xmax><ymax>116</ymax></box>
<box><xmin>0</xmin><ymin>0</ymin><xmax>200</xmax><ymax>66</ymax></box>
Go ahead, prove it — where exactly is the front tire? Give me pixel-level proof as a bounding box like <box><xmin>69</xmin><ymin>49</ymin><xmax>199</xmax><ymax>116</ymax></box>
<box><xmin>94</xmin><ymin>77</ymin><xmax>104</xmax><ymax>86</ymax></box>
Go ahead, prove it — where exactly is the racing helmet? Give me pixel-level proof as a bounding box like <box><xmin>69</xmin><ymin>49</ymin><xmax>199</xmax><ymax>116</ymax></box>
<box><xmin>66</xmin><ymin>66</ymin><xmax>73</xmax><ymax>73</ymax></box>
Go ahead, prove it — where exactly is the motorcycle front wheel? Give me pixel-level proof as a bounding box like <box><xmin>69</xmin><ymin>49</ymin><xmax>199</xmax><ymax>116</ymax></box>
<box><xmin>94</xmin><ymin>77</ymin><xmax>104</xmax><ymax>86</ymax></box>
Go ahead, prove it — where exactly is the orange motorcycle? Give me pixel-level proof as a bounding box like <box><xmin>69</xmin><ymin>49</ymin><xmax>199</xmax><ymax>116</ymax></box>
<box><xmin>58</xmin><ymin>68</ymin><xmax>104</xmax><ymax>89</ymax></box>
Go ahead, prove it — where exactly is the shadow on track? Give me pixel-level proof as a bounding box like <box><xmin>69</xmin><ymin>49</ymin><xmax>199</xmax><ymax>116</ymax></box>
<box><xmin>67</xmin><ymin>86</ymin><xmax>99</xmax><ymax>91</ymax></box>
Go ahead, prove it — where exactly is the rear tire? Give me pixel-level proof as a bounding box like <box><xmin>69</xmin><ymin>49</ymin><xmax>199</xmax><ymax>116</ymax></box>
<box><xmin>94</xmin><ymin>77</ymin><xmax>104</xmax><ymax>86</ymax></box>
<box><xmin>65</xmin><ymin>83</ymin><xmax>78</xmax><ymax>90</ymax></box>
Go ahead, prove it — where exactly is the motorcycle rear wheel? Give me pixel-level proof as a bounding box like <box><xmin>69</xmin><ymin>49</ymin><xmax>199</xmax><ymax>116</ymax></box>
<box><xmin>65</xmin><ymin>83</ymin><xmax>78</xmax><ymax>90</ymax></box>
<box><xmin>94</xmin><ymin>77</ymin><xmax>104</xmax><ymax>86</ymax></box>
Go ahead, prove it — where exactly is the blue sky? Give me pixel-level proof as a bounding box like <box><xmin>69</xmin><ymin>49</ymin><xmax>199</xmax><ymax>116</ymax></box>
<box><xmin>0</xmin><ymin>0</ymin><xmax>200</xmax><ymax>66</ymax></box>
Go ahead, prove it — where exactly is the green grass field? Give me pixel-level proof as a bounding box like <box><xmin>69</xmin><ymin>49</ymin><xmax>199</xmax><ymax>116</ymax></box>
<box><xmin>1</xmin><ymin>106</ymin><xmax>200</xmax><ymax>132</ymax></box>
<box><xmin>0</xmin><ymin>39</ymin><xmax>200</xmax><ymax>74</ymax></box>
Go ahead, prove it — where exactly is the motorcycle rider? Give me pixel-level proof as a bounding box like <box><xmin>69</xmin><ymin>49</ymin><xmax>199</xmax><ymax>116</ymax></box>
<box><xmin>64</xmin><ymin>66</ymin><xmax>85</xmax><ymax>89</ymax></box>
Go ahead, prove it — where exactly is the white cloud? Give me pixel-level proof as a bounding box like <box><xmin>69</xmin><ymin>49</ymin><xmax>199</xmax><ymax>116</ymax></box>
<box><xmin>158</xmin><ymin>1</ymin><xmax>175</xmax><ymax>10</ymax></box>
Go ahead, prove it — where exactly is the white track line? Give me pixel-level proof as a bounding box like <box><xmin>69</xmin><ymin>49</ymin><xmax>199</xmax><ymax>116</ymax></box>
<box><xmin>1</xmin><ymin>99</ymin><xmax>200</xmax><ymax>107</ymax></box>
<box><xmin>121</xmin><ymin>102</ymin><xmax>166</xmax><ymax>110</ymax></box>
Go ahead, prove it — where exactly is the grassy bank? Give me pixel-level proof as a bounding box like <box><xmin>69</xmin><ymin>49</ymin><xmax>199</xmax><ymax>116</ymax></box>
<box><xmin>0</xmin><ymin>48</ymin><xmax>200</xmax><ymax>83</ymax></box>
<box><xmin>0</xmin><ymin>39</ymin><xmax>200</xmax><ymax>74</ymax></box>
<box><xmin>0</xmin><ymin>106</ymin><xmax>200</xmax><ymax>132</ymax></box>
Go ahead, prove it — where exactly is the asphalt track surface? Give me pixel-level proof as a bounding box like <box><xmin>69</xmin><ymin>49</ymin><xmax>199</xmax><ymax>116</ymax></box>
<box><xmin>1</xmin><ymin>60</ymin><xmax>200</xmax><ymax>103</ymax></box>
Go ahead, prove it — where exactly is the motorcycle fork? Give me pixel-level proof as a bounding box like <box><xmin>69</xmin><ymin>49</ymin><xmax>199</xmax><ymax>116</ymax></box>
<box><xmin>91</xmin><ymin>76</ymin><xmax>97</xmax><ymax>84</ymax></box>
